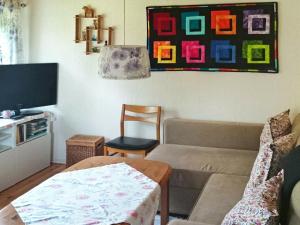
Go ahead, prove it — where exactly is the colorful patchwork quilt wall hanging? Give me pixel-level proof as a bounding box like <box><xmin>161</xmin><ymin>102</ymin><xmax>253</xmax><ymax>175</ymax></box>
<box><xmin>146</xmin><ymin>2</ymin><xmax>278</xmax><ymax>73</ymax></box>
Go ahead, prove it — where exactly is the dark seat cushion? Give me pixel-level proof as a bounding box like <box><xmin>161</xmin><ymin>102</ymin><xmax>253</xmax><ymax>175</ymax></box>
<box><xmin>105</xmin><ymin>136</ymin><xmax>159</xmax><ymax>151</ymax></box>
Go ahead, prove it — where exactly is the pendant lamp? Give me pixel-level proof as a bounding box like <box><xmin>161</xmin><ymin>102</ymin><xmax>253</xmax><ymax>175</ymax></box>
<box><xmin>98</xmin><ymin>0</ymin><xmax>151</xmax><ymax>79</ymax></box>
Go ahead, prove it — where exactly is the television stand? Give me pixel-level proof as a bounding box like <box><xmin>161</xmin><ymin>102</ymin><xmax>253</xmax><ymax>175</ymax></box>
<box><xmin>0</xmin><ymin>112</ymin><xmax>53</xmax><ymax>191</ymax></box>
<box><xmin>21</xmin><ymin>110</ymin><xmax>44</xmax><ymax>116</ymax></box>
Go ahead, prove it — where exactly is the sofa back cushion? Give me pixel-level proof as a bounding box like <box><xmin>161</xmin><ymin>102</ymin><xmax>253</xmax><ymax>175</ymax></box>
<box><xmin>243</xmin><ymin>142</ymin><xmax>274</xmax><ymax>197</ymax></box>
<box><xmin>222</xmin><ymin>170</ymin><xmax>283</xmax><ymax>225</ymax></box>
<box><xmin>270</xmin><ymin>110</ymin><xmax>292</xmax><ymax>140</ymax></box>
<box><xmin>164</xmin><ymin>118</ymin><xmax>263</xmax><ymax>151</ymax></box>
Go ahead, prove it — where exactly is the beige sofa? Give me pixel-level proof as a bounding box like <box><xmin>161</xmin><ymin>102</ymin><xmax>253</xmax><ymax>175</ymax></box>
<box><xmin>146</xmin><ymin>116</ymin><xmax>300</xmax><ymax>225</ymax></box>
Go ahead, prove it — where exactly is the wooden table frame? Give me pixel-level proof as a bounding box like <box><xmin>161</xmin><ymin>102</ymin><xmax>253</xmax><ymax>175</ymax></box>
<box><xmin>0</xmin><ymin>156</ymin><xmax>172</xmax><ymax>225</ymax></box>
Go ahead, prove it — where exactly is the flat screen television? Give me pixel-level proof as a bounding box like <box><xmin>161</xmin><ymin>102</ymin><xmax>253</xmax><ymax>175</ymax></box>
<box><xmin>0</xmin><ymin>63</ymin><xmax>58</xmax><ymax>115</ymax></box>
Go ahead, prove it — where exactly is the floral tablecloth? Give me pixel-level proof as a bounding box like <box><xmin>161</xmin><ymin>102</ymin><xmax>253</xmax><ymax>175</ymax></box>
<box><xmin>12</xmin><ymin>163</ymin><xmax>161</xmax><ymax>225</ymax></box>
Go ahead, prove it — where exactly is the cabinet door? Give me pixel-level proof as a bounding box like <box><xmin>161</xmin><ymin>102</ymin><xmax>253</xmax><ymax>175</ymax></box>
<box><xmin>0</xmin><ymin>149</ymin><xmax>17</xmax><ymax>191</ymax></box>
<box><xmin>15</xmin><ymin>134</ymin><xmax>51</xmax><ymax>182</ymax></box>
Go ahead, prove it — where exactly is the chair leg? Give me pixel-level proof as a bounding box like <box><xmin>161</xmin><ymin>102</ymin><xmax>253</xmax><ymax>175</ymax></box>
<box><xmin>104</xmin><ymin>146</ymin><xmax>108</xmax><ymax>156</ymax></box>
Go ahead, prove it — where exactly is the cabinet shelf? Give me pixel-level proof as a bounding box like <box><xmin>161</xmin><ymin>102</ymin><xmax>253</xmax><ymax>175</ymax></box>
<box><xmin>27</xmin><ymin>127</ymin><xmax>47</xmax><ymax>135</ymax></box>
<box><xmin>0</xmin><ymin>145</ymin><xmax>11</xmax><ymax>153</ymax></box>
<box><xmin>0</xmin><ymin>133</ymin><xmax>11</xmax><ymax>142</ymax></box>
<box><xmin>26</xmin><ymin>132</ymin><xmax>48</xmax><ymax>142</ymax></box>
<box><xmin>18</xmin><ymin>131</ymin><xmax>47</xmax><ymax>146</ymax></box>
<box><xmin>75</xmin><ymin>15</ymin><xmax>97</xmax><ymax>19</ymax></box>
<box><xmin>0</xmin><ymin>127</ymin><xmax>8</xmax><ymax>132</ymax></box>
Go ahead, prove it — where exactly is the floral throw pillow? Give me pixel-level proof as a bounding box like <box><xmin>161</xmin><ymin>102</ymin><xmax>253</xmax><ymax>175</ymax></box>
<box><xmin>244</xmin><ymin>143</ymin><xmax>273</xmax><ymax>197</ymax></box>
<box><xmin>222</xmin><ymin>170</ymin><xmax>284</xmax><ymax>225</ymax></box>
<box><xmin>270</xmin><ymin>110</ymin><xmax>292</xmax><ymax>140</ymax></box>
<box><xmin>260</xmin><ymin>121</ymin><xmax>274</xmax><ymax>146</ymax></box>
<box><xmin>268</xmin><ymin>133</ymin><xmax>295</xmax><ymax>179</ymax></box>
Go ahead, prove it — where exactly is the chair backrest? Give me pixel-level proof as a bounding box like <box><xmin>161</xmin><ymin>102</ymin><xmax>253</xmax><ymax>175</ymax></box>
<box><xmin>120</xmin><ymin>104</ymin><xmax>162</xmax><ymax>142</ymax></box>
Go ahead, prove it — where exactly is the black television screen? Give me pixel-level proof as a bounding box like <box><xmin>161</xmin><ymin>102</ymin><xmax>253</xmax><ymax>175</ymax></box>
<box><xmin>0</xmin><ymin>63</ymin><xmax>58</xmax><ymax>112</ymax></box>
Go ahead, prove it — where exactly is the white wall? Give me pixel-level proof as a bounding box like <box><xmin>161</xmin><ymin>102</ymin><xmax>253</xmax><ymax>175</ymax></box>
<box><xmin>28</xmin><ymin>0</ymin><xmax>300</xmax><ymax>163</ymax></box>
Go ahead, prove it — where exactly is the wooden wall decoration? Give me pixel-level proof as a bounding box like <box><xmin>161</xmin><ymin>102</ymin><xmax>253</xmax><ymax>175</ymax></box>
<box><xmin>75</xmin><ymin>6</ymin><xmax>114</xmax><ymax>55</ymax></box>
<box><xmin>147</xmin><ymin>2</ymin><xmax>278</xmax><ymax>73</ymax></box>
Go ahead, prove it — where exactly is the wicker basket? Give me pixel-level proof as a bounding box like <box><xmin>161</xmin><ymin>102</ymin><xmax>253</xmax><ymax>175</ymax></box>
<box><xmin>66</xmin><ymin>134</ymin><xmax>104</xmax><ymax>167</ymax></box>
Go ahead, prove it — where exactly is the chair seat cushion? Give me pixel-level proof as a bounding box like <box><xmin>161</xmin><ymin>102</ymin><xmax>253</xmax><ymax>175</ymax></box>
<box><xmin>105</xmin><ymin>136</ymin><xmax>159</xmax><ymax>151</ymax></box>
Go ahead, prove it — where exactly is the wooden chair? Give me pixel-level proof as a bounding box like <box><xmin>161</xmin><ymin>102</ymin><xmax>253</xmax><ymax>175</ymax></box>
<box><xmin>104</xmin><ymin>104</ymin><xmax>161</xmax><ymax>158</ymax></box>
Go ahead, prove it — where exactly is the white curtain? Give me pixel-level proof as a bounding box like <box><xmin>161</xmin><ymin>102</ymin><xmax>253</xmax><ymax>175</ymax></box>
<box><xmin>0</xmin><ymin>0</ymin><xmax>23</xmax><ymax>64</ymax></box>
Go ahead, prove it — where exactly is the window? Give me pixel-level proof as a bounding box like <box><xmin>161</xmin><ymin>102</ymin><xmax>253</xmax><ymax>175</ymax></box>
<box><xmin>0</xmin><ymin>0</ymin><xmax>23</xmax><ymax>64</ymax></box>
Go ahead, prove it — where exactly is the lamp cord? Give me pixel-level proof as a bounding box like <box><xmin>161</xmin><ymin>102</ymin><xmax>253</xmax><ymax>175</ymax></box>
<box><xmin>123</xmin><ymin>0</ymin><xmax>126</xmax><ymax>45</ymax></box>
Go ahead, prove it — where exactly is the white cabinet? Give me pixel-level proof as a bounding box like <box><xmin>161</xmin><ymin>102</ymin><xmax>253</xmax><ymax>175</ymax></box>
<box><xmin>0</xmin><ymin>148</ymin><xmax>17</xmax><ymax>191</ymax></box>
<box><xmin>0</xmin><ymin>113</ymin><xmax>52</xmax><ymax>192</ymax></box>
<box><xmin>15</xmin><ymin>134</ymin><xmax>51</xmax><ymax>181</ymax></box>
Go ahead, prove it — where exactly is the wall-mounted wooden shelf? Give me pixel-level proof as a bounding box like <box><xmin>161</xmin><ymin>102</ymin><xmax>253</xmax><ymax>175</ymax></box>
<box><xmin>75</xmin><ymin>6</ymin><xmax>114</xmax><ymax>55</ymax></box>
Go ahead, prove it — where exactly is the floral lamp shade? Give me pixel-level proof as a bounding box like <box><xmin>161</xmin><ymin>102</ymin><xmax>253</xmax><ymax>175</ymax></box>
<box><xmin>98</xmin><ymin>46</ymin><xmax>151</xmax><ymax>79</ymax></box>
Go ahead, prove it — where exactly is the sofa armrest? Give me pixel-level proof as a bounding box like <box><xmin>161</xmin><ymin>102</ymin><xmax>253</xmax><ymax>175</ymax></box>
<box><xmin>288</xmin><ymin>181</ymin><xmax>300</xmax><ymax>225</ymax></box>
<box><xmin>164</xmin><ymin>118</ymin><xmax>263</xmax><ymax>150</ymax></box>
<box><xmin>168</xmin><ymin>219</ymin><xmax>215</xmax><ymax>225</ymax></box>
<box><xmin>292</xmin><ymin>114</ymin><xmax>300</xmax><ymax>147</ymax></box>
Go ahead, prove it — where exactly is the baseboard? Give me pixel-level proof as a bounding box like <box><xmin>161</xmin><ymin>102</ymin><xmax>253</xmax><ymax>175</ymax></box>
<box><xmin>51</xmin><ymin>159</ymin><xmax>66</xmax><ymax>164</ymax></box>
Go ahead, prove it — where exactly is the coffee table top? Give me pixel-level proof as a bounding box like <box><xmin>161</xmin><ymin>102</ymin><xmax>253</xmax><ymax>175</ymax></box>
<box><xmin>0</xmin><ymin>156</ymin><xmax>172</xmax><ymax>225</ymax></box>
<box><xmin>66</xmin><ymin>156</ymin><xmax>172</xmax><ymax>184</ymax></box>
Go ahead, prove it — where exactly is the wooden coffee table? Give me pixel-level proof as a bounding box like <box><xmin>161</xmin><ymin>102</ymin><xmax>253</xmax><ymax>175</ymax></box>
<box><xmin>0</xmin><ymin>156</ymin><xmax>172</xmax><ymax>225</ymax></box>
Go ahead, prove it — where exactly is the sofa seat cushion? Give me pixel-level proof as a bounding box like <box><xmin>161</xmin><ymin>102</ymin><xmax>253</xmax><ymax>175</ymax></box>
<box><xmin>146</xmin><ymin>144</ymin><xmax>257</xmax><ymax>189</ymax></box>
<box><xmin>169</xmin><ymin>186</ymin><xmax>201</xmax><ymax>215</ymax></box>
<box><xmin>189</xmin><ymin>174</ymin><xmax>248</xmax><ymax>225</ymax></box>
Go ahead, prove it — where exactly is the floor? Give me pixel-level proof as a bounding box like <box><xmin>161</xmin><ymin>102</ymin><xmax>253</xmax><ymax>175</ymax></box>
<box><xmin>0</xmin><ymin>163</ymin><xmax>66</xmax><ymax>209</ymax></box>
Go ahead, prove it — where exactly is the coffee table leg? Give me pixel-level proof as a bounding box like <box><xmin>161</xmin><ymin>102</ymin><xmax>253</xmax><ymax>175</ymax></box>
<box><xmin>160</xmin><ymin>178</ymin><xmax>169</xmax><ymax>225</ymax></box>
